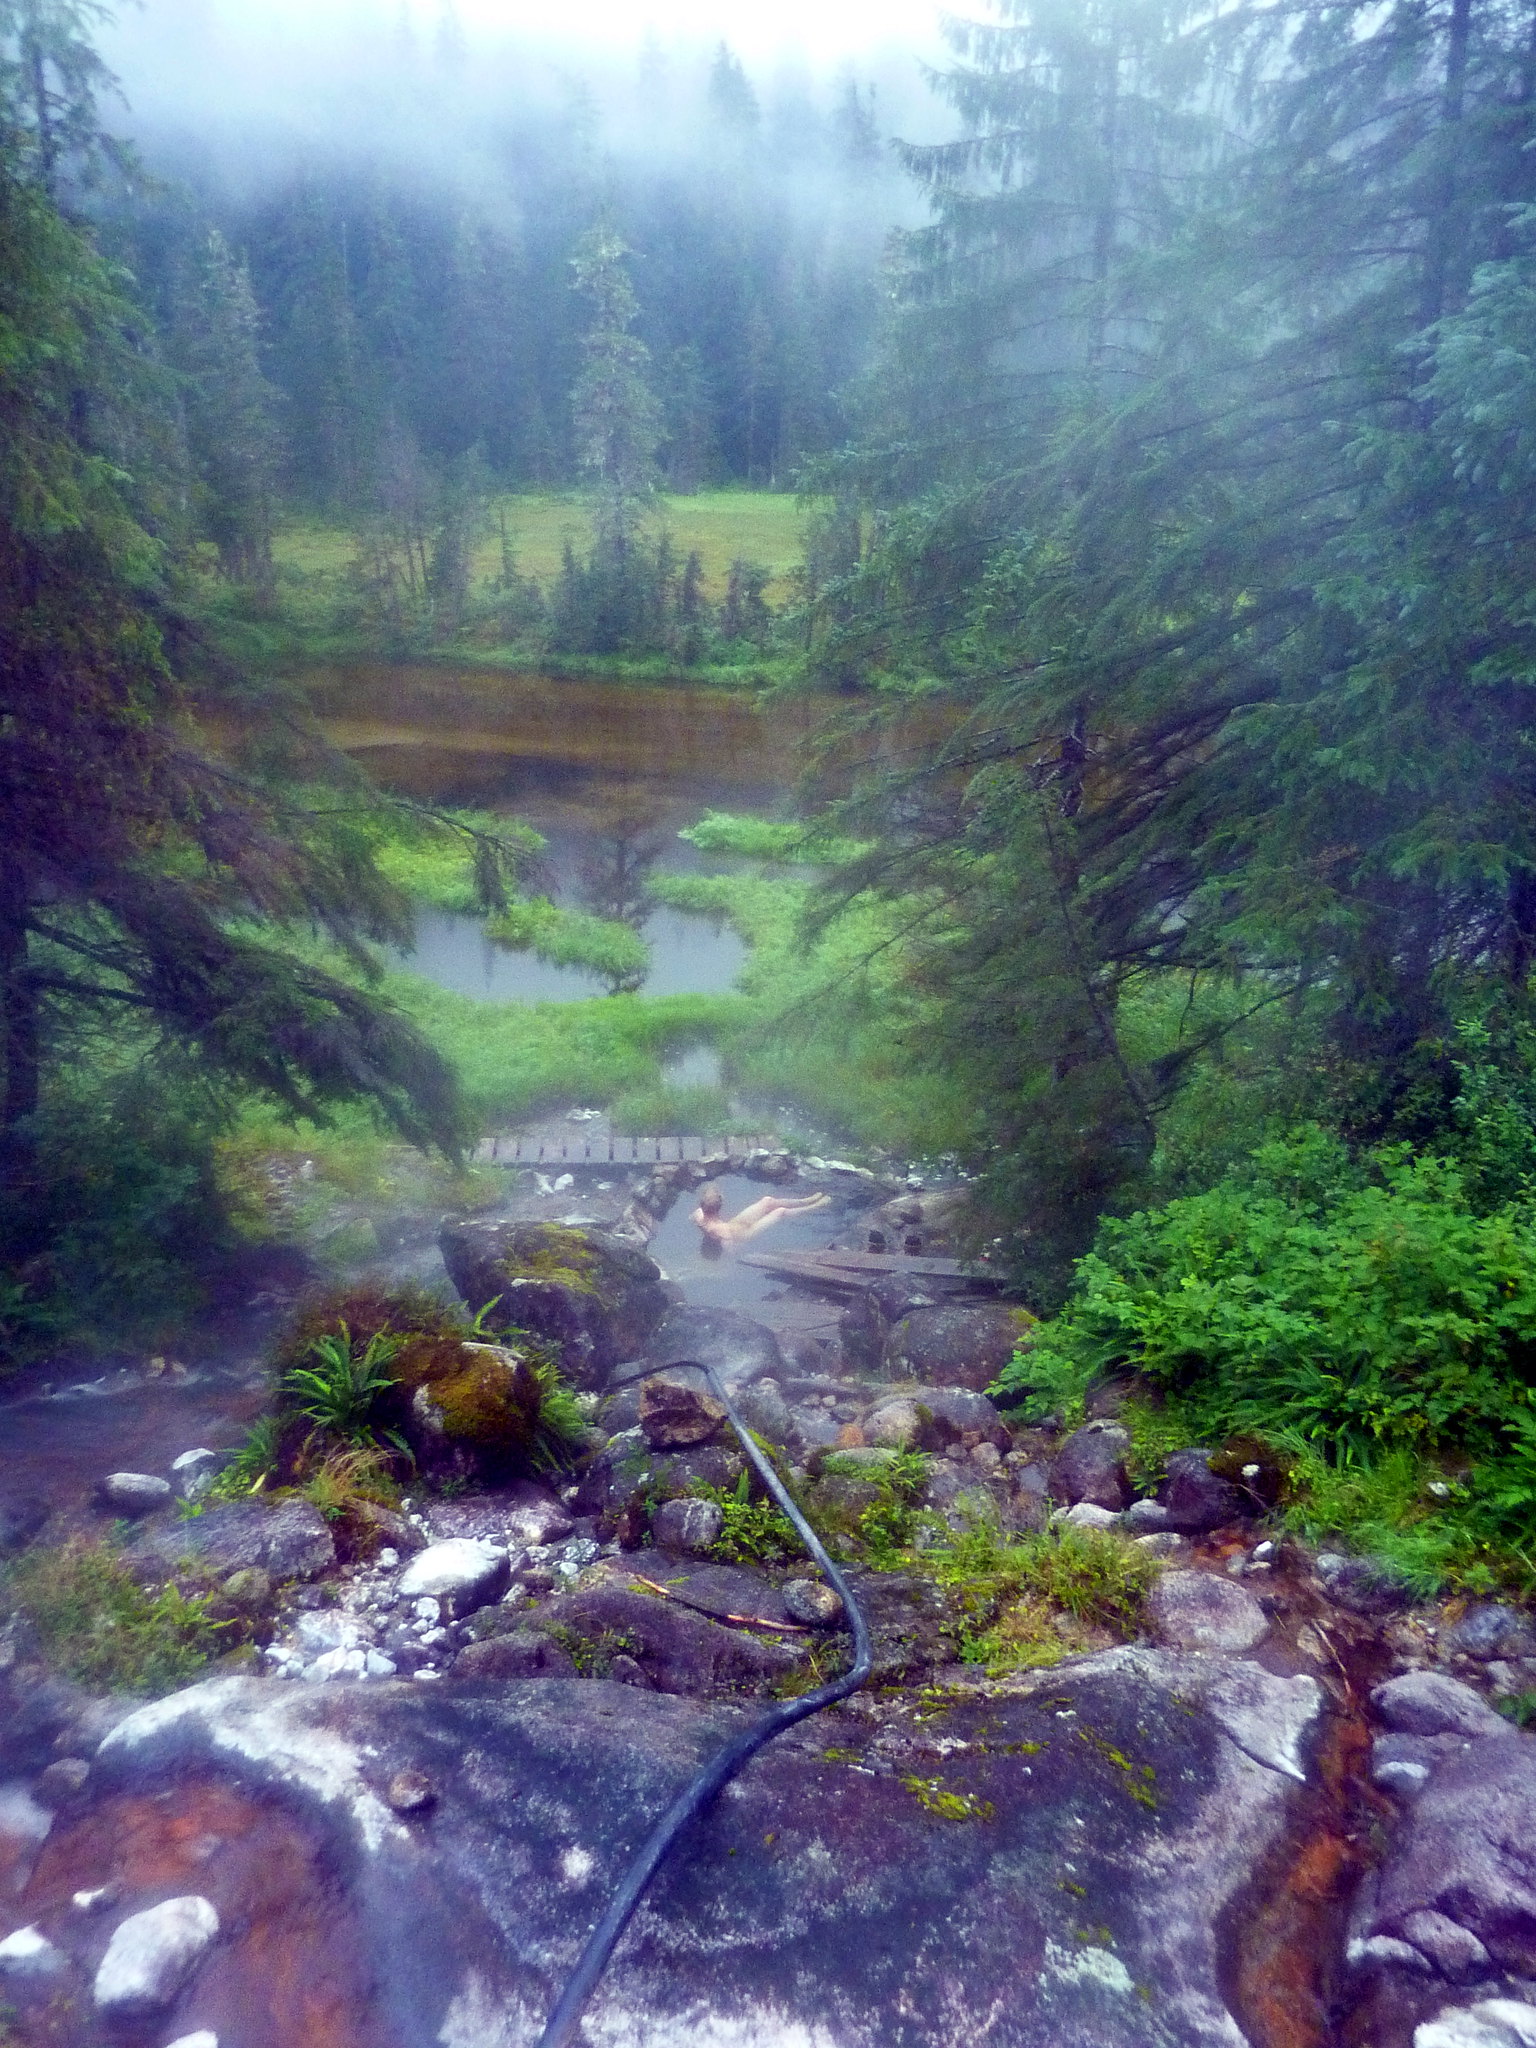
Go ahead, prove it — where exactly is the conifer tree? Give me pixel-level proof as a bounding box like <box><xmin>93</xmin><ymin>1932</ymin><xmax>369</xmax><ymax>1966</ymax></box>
<box><xmin>569</xmin><ymin>222</ymin><xmax>662</xmax><ymax>557</ymax></box>
<box><xmin>173</xmin><ymin>228</ymin><xmax>281</xmax><ymax>587</ymax></box>
<box><xmin>824</xmin><ymin>0</ymin><xmax>1536</xmax><ymax>1283</ymax></box>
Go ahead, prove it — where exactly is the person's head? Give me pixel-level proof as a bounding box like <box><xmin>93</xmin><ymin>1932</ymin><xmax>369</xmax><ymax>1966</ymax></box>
<box><xmin>696</xmin><ymin>1181</ymin><xmax>724</xmax><ymax>1216</ymax></box>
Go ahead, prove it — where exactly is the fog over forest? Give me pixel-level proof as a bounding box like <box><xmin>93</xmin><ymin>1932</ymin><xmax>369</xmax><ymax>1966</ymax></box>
<box><xmin>92</xmin><ymin>4</ymin><xmax>940</xmax><ymax>500</ymax></box>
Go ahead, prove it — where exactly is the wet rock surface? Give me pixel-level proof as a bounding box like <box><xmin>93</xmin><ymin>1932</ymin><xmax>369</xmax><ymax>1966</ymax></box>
<box><xmin>11</xmin><ymin>1202</ymin><xmax>1536</xmax><ymax>2048</ymax></box>
<box><xmin>1049</xmin><ymin>1420</ymin><xmax>1133</xmax><ymax>1510</ymax></box>
<box><xmin>640</xmin><ymin>1305</ymin><xmax>786</xmax><ymax>1389</ymax></box>
<box><xmin>1345</xmin><ymin>1675</ymin><xmax>1536</xmax><ymax>2048</ymax></box>
<box><xmin>438</xmin><ymin>1219</ymin><xmax>671</xmax><ymax>1390</ymax></box>
<box><xmin>1145</xmin><ymin>1571</ymin><xmax>1270</xmax><ymax>1653</ymax></box>
<box><xmin>0</xmin><ymin>1653</ymin><xmax>1323</xmax><ymax>2048</ymax></box>
<box><xmin>122</xmin><ymin>1497</ymin><xmax>336</xmax><ymax>1584</ymax></box>
<box><xmin>882</xmin><ymin>1301</ymin><xmax>1026</xmax><ymax>1392</ymax></box>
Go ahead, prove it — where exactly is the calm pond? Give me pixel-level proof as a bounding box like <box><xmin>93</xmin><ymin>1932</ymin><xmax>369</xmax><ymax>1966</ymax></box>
<box><xmin>311</xmin><ymin>663</ymin><xmax>836</xmax><ymax>1002</ymax></box>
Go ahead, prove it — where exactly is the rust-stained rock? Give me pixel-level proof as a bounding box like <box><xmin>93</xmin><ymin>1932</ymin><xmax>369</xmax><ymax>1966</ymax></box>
<box><xmin>638</xmin><ymin>1377</ymin><xmax>727</xmax><ymax>1450</ymax></box>
<box><xmin>0</xmin><ymin>1655</ymin><xmax>1323</xmax><ymax>2048</ymax></box>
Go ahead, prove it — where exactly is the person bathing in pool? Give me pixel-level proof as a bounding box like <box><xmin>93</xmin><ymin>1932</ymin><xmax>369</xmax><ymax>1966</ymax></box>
<box><xmin>690</xmin><ymin>1180</ymin><xmax>831</xmax><ymax>1256</ymax></box>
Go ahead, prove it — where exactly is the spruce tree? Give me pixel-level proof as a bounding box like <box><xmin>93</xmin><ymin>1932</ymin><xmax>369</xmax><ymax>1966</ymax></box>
<box><xmin>173</xmin><ymin>228</ymin><xmax>282</xmax><ymax>587</ymax></box>
<box><xmin>824</xmin><ymin>0</ymin><xmax>1536</xmax><ymax>1282</ymax></box>
<box><xmin>569</xmin><ymin>222</ymin><xmax>662</xmax><ymax>554</ymax></box>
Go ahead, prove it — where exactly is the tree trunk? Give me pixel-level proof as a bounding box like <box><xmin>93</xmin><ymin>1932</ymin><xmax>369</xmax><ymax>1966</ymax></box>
<box><xmin>1419</xmin><ymin>0</ymin><xmax>1475</xmax><ymax>327</ymax></box>
<box><xmin>0</xmin><ymin>889</ymin><xmax>42</xmax><ymax>1250</ymax></box>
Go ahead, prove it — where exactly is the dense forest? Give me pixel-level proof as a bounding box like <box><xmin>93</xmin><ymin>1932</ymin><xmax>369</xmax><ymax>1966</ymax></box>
<box><xmin>7</xmin><ymin>0</ymin><xmax>1536</xmax><ymax>1592</ymax></box>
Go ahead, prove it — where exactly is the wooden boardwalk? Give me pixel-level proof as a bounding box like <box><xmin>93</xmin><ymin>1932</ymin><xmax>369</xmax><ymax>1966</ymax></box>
<box><xmin>471</xmin><ymin>1131</ymin><xmax>781</xmax><ymax>1168</ymax></box>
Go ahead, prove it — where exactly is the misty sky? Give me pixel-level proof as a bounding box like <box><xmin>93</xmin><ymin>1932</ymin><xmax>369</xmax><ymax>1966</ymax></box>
<box><xmin>99</xmin><ymin>0</ymin><xmax>952</xmax><ymax>180</ymax></box>
<box><xmin>103</xmin><ymin>0</ymin><xmax>948</xmax><ymax>71</ymax></box>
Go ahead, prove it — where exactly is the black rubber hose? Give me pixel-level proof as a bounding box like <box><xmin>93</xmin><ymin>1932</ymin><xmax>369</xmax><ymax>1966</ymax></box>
<box><xmin>533</xmin><ymin>1359</ymin><xmax>873</xmax><ymax>2048</ymax></box>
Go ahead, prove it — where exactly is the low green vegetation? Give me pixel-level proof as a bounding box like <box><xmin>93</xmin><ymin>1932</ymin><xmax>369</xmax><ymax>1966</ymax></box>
<box><xmin>281</xmin><ymin>1324</ymin><xmax>408</xmax><ymax>1445</ymax></box>
<box><xmin>677</xmin><ymin>811</ymin><xmax>871</xmax><ymax>865</ymax></box>
<box><xmin>4</xmin><ymin>1542</ymin><xmax>225</xmax><ymax>1694</ymax></box>
<box><xmin>926</xmin><ymin>1527</ymin><xmax>1159</xmax><ymax>1675</ymax></box>
<box><xmin>693</xmin><ymin>1475</ymin><xmax>803</xmax><ymax>1567</ymax></box>
<box><xmin>485</xmin><ymin>899</ymin><xmax>650</xmax><ymax>989</ymax></box>
<box><xmin>998</xmin><ymin>1128</ymin><xmax>1536</xmax><ymax>1593</ymax></box>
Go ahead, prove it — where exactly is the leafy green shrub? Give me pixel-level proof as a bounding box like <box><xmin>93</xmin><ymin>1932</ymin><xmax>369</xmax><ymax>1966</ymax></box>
<box><xmin>283</xmin><ymin>1324</ymin><xmax>406</xmax><ymax>1442</ymax></box>
<box><xmin>996</xmin><ymin>1130</ymin><xmax>1536</xmax><ymax>1466</ymax></box>
<box><xmin>5</xmin><ymin>1542</ymin><xmax>225</xmax><ymax>1694</ymax></box>
<box><xmin>693</xmin><ymin>1474</ymin><xmax>803</xmax><ymax>1565</ymax></box>
<box><xmin>208</xmin><ymin>1416</ymin><xmax>283</xmax><ymax>1500</ymax></box>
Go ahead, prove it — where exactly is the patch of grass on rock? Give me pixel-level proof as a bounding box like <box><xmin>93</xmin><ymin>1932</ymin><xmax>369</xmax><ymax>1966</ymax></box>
<box><xmin>6</xmin><ymin>1540</ymin><xmax>226</xmax><ymax>1695</ymax></box>
<box><xmin>928</xmin><ymin>1525</ymin><xmax>1159</xmax><ymax>1676</ymax></box>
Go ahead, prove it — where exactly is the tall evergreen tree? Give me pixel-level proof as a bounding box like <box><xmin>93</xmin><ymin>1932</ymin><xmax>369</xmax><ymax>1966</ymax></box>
<box><xmin>823</xmin><ymin>0</ymin><xmax>1536</xmax><ymax>1286</ymax></box>
<box><xmin>0</xmin><ymin>0</ymin><xmax>124</xmax><ymax>196</ymax></box>
<box><xmin>569</xmin><ymin>222</ymin><xmax>661</xmax><ymax>555</ymax></box>
<box><xmin>173</xmin><ymin>228</ymin><xmax>282</xmax><ymax>586</ymax></box>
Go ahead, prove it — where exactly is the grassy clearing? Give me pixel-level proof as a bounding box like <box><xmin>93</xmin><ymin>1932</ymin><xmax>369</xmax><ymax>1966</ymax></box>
<box><xmin>273</xmin><ymin>491</ymin><xmax>808</xmax><ymax>607</ymax></box>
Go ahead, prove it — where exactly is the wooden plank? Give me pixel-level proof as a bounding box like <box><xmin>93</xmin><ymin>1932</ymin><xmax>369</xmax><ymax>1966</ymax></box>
<box><xmin>682</xmin><ymin>1135</ymin><xmax>705</xmax><ymax>1162</ymax></box>
<box><xmin>657</xmin><ymin>1136</ymin><xmax>681</xmax><ymax>1164</ymax></box>
<box><xmin>767</xmin><ymin>1248</ymin><xmax>986</xmax><ymax>1278</ymax></box>
<box><xmin>738</xmin><ymin>1248</ymin><xmax>998</xmax><ymax>1289</ymax></box>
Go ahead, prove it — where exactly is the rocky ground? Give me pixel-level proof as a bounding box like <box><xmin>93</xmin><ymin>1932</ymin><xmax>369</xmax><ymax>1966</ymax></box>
<box><xmin>0</xmin><ymin>1168</ymin><xmax>1533</xmax><ymax>2047</ymax></box>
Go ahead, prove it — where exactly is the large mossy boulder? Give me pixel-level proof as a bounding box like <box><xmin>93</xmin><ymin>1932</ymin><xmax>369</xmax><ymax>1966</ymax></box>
<box><xmin>276</xmin><ymin>1287</ymin><xmax>546</xmax><ymax>1482</ymax></box>
<box><xmin>439</xmin><ymin>1221</ymin><xmax>671</xmax><ymax>1391</ymax></box>
<box><xmin>390</xmin><ymin>1340</ymin><xmax>542</xmax><ymax>1482</ymax></box>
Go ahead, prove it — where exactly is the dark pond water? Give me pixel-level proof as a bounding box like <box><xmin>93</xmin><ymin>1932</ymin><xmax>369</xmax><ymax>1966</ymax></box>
<box><xmin>305</xmin><ymin>663</ymin><xmax>936</xmax><ymax>1004</ymax></box>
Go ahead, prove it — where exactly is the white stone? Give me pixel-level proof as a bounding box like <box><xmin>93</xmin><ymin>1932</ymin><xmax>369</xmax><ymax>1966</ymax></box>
<box><xmin>292</xmin><ymin>1612</ymin><xmax>357</xmax><ymax>1655</ymax></box>
<box><xmin>99</xmin><ymin>1472</ymin><xmax>173</xmax><ymax>1513</ymax></box>
<box><xmin>377</xmin><ymin>1548</ymin><xmax>399</xmax><ymax>1569</ymax></box>
<box><xmin>412</xmin><ymin>1597</ymin><xmax>442</xmax><ymax>1623</ymax></box>
<box><xmin>94</xmin><ymin>1895</ymin><xmax>219</xmax><ymax>2016</ymax></box>
<box><xmin>1348</xmin><ymin>1935</ymin><xmax>1432</xmax><ymax>1971</ymax></box>
<box><xmin>170</xmin><ymin>1449</ymin><xmax>226</xmax><ymax>1501</ymax></box>
<box><xmin>0</xmin><ymin>1925</ymin><xmax>66</xmax><ymax>1979</ymax></box>
<box><xmin>1124</xmin><ymin>1499</ymin><xmax>1170</xmax><ymax>1533</ymax></box>
<box><xmin>1416</xmin><ymin>2015</ymin><xmax>1524</xmax><ymax>2048</ymax></box>
<box><xmin>1054</xmin><ymin>1502</ymin><xmax>1121</xmax><ymax>1530</ymax></box>
<box><xmin>72</xmin><ymin>1886</ymin><xmax>117</xmax><ymax>1914</ymax></box>
<box><xmin>164</xmin><ymin>2033</ymin><xmax>220</xmax><ymax>2048</ymax></box>
<box><xmin>1473</xmin><ymin>2005</ymin><xmax>1536</xmax><ymax>2048</ymax></box>
<box><xmin>398</xmin><ymin>1540</ymin><xmax>509</xmax><ymax>1618</ymax></box>
<box><xmin>308</xmin><ymin>1647</ymin><xmax>367</xmax><ymax>1682</ymax></box>
<box><xmin>364</xmin><ymin>1652</ymin><xmax>397</xmax><ymax>1678</ymax></box>
<box><xmin>1374</xmin><ymin>1759</ymin><xmax>1432</xmax><ymax>1795</ymax></box>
